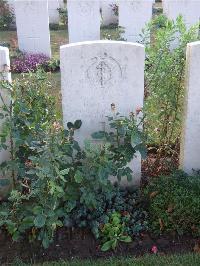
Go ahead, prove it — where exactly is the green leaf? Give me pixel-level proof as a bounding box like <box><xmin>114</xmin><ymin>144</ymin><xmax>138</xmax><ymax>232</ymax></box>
<box><xmin>73</xmin><ymin>140</ymin><xmax>81</xmax><ymax>151</ymax></box>
<box><xmin>74</xmin><ymin>170</ymin><xmax>83</xmax><ymax>183</ymax></box>
<box><xmin>0</xmin><ymin>113</ymin><xmax>4</xmax><ymax>119</ymax></box>
<box><xmin>111</xmin><ymin>239</ymin><xmax>118</xmax><ymax>249</ymax></box>
<box><xmin>67</xmin><ymin>122</ymin><xmax>74</xmax><ymax>129</ymax></box>
<box><xmin>91</xmin><ymin>131</ymin><xmax>105</xmax><ymax>139</ymax></box>
<box><xmin>34</xmin><ymin>214</ymin><xmax>46</xmax><ymax>228</ymax></box>
<box><xmin>60</xmin><ymin>169</ymin><xmax>70</xmax><ymax>176</ymax></box>
<box><xmin>74</xmin><ymin>120</ymin><xmax>82</xmax><ymax>129</ymax></box>
<box><xmin>33</xmin><ymin>206</ymin><xmax>43</xmax><ymax>215</ymax></box>
<box><xmin>59</xmin><ymin>175</ymin><xmax>66</xmax><ymax>182</ymax></box>
<box><xmin>22</xmin><ymin>216</ymin><xmax>34</xmax><ymax>226</ymax></box>
<box><xmin>65</xmin><ymin>200</ymin><xmax>76</xmax><ymax>213</ymax></box>
<box><xmin>12</xmin><ymin>231</ymin><xmax>20</xmax><ymax>241</ymax></box>
<box><xmin>119</xmin><ymin>235</ymin><xmax>132</xmax><ymax>243</ymax></box>
<box><xmin>56</xmin><ymin>220</ymin><xmax>63</xmax><ymax>227</ymax></box>
<box><xmin>0</xmin><ymin>178</ymin><xmax>10</xmax><ymax>187</ymax></box>
<box><xmin>127</xmin><ymin>173</ymin><xmax>132</xmax><ymax>182</ymax></box>
<box><xmin>136</xmin><ymin>144</ymin><xmax>147</xmax><ymax>159</ymax></box>
<box><xmin>101</xmin><ymin>239</ymin><xmax>115</xmax><ymax>251</ymax></box>
<box><xmin>56</xmin><ymin>186</ymin><xmax>64</xmax><ymax>194</ymax></box>
<box><xmin>26</xmin><ymin>169</ymin><xmax>36</xmax><ymax>175</ymax></box>
<box><xmin>131</xmin><ymin>131</ymin><xmax>142</xmax><ymax>148</ymax></box>
<box><xmin>42</xmin><ymin>234</ymin><xmax>51</xmax><ymax>249</ymax></box>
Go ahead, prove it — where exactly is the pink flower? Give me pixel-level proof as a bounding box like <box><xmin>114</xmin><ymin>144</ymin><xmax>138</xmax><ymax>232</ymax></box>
<box><xmin>136</xmin><ymin>107</ymin><xmax>142</xmax><ymax>115</ymax></box>
<box><xmin>151</xmin><ymin>245</ymin><xmax>158</xmax><ymax>254</ymax></box>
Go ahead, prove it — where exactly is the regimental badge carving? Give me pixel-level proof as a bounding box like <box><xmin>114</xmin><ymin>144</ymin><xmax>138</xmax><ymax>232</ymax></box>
<box><xmin>86</xmin><ymin>53</ymin><xmax>122</xmax><ymax>88</ymax></box>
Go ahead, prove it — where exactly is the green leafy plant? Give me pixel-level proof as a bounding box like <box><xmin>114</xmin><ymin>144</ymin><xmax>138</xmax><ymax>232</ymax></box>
<box><xmin>100</xmin><ymin>212</ymin><xmax>132</xmax><ymax>251</ymax></box>
<box><xmin>0</xmin><ymin>0</ymin><xmax>14</xmax><ymax>30</ymax></box>
<box><xmin>0</xmin><ymin>70</ymin><xmax>58</xmax><ymax>194</ymax></box>
<box><xmin>144</xmin><ymin>171</ymin><xmax>200</xmax><ymax>236</ymax></box>
<box><xmin>91</xmin><ymin>111</ymin><xmax>147</xmax><ymax>182</ymax></box>
<box><xmin>66</xmin><ymin>185</ymin><xmax>148</xmax><ymax>240</ymax></box>
<box><xmin>142</xmin><ymin>15</ymin><xmax>200</xmax><ymax>172</ymax></box>
<box><xmin>58</xmin><ymin>7</ymin><xmax>68</xmax><ymax>26</ymax></box>
<box><xmin>43</xmin><ymin>58</ymin><xmax>60</xmax><ymax>72</ymax></box>
<box><xmin>0</xmin><ymin>70</ymin><xmax>146</xmax><ymax>248</ymax></box>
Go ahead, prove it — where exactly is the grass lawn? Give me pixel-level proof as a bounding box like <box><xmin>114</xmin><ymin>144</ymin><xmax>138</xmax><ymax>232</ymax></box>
<box><xmin>12</xmin><ymin>254</ymin><xmax>200</xmax><ymax>266</ymax></box>
<box><xmin>0</xmin><ymin>27</ymin><xmax>120</xmax><ymax>58</ymax></box>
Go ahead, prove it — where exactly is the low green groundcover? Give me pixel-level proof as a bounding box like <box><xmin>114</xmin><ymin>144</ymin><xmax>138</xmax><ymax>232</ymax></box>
<box><xmin>13</xmin><ymin>254</ymin><xmax>200</xmax><ymax>266</ymax></box>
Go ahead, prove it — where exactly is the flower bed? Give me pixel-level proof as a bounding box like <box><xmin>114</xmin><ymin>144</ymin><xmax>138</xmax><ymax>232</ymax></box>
<box><xmin>11</xmin><ymin>53</ymin><xmax>60</xmax><ymax>73</ymax></box>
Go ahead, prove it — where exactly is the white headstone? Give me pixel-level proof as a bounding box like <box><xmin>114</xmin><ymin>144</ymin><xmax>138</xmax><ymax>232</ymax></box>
<box><xmin>0</xmin><ymin>46</ymin><xmax>11</xmax><ymax>167</ymax></box>
<box><xmin>163</xmin><ymin>0</ymin><xmax>200</xmax><ymax>29</ymax></box>
<box><xmin>60</xmin><ymin>40</ymin><xmax>145</xmax><ymax>184</ymax></box>
<box><xmin>48</xmin><ymin>0</ymin><xmax>60</xmax><ymax>24</ymax></box>
<box><xmin>119</xmin><ymin>0</ymin><xmax>154</xmax><ymax>42</ymax></box>
<box><xmin>14</xmin><ymin>0</ymin><xmax>51</xmax><ymax>57</ymax></box>
<box><xmin>100</xmin><ymin>0</ymin><xmax>118</xmax><ymax>26</ymax></box>
<box><xmin>67</xmin><ymin>0</ymin><xmax>100</xmax><ymax>43</ymax></box>
<box><xmin>180</xmin><ymin>41</ymin><xmax>200</xmax><ymax>174</ymax></box>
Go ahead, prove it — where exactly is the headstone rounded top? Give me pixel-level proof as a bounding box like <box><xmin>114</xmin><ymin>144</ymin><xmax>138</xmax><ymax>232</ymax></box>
<box><xmin>0</xmin><ymin>46</ymin><xmax>9</xmax><ymax>52</ymax></box>
<box><xmin>187</xmin><ymin>41</ymin><xmax>200</xmax><ymax>48</ymax></box>
<box><xmin>60</xmin><ymin>40</ymin><xmax>144</xmax><ymax>50</ymax></box>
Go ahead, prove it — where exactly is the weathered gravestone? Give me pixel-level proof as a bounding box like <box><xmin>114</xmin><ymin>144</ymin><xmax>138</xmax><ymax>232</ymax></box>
<box><xmin>60</xmin><ymin>41</ymin><xmax>145</xmax><ymax>184</ymax></box>
<box><xmin>0</xmin><ymin>47</ymin><xmax>12</xmax><ymax>196</ymax></box>
<box><xmin>48</xmin><ymin>0</ymin><xmax>60</xmax><ymax>24</ymax></box>
<box><xmin>100</xmin><ymin>0</ymin><xmax>118</xmax><ymax>26</ymax></box>
<box><xmin>163</xmin><ymin>0</ymin><xmax>200</xmax><ymax>29</ymax></box>
<box><xmin>119</xmin><ymin>0</ymin><xmax>154</xmax><ymax>42</ymax></box>
<box><xmin>67</xmin><ymin>0</ymin><xmax>100</xmax><ymax>43</ymax></box>
<box><xmin>180</xmin><ymin>41</ymin><xmax>200</xmax><ymax>174</ymax></box>
<box><xmin>0</xmin><ymin>47</ymin><xmax>11</xmax><ymax>83</ymax></box>
<box><xmin>0</xmin><ymin>47</ymin><xmax>11</xmax><ymax>181</ymax></box>
<box><xmin>14</xmin><ymin>0</ymin><xmax>51</xmax><ymax>57</ymax></box>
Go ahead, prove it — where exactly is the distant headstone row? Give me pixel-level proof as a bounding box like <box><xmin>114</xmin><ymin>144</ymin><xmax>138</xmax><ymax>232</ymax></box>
<box><xmin>67</xmin><ymin>0</ymin><xmax>155</xmax><ymax>43</ymax></box>
<box><xmin>13</xmin><ymin>0</ymin><xmax>155</xmax><ymax>56</ymax></box>
<box><xmin>13</xmin><ymin>0</ymin><xmax>200</xmax><ymax>56</ymax></box>
<box><xmin>163</xmin><ymin>0</ymin><xmax>200</xmax><ymax>29</ymax></box>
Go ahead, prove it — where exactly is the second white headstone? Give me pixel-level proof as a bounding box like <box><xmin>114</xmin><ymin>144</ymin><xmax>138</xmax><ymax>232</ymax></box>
<box><xmin>67</xmin><ymin>0</ymin><xmax>100</xmax><ymax>43</ymax></box>
<box><xmin>14</xmin><ymin>0</ymin><xmax>51</xmax><ymax>57</ymax></box>
<box><xmin>119</xmin><ymin>0</ymin><xmax>154</xmax><ymax>42</ymax></box>
<box><xmin>100</xmin><ymin>0</ymin><xmax>118</xmax><ymax>26</ymax></box>
<box><xmin>60</xmin><ymin>40</ymin><xmax>145</xmax><ymax>184</ymax></box>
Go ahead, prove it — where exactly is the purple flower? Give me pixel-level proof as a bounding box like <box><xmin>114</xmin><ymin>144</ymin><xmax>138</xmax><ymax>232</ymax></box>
<box><xmin>11</xmin><ymin>53</ymin><xmax>50</xmax><ymax>73</ymax></box>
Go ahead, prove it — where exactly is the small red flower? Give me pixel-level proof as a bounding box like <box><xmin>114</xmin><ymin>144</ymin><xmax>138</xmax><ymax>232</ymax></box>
<box><xmin>151</xmin><ymin>245</ymin><xmax>158</xmax><ymax>254</ymax></box>
<box><xmin>122</xmin><ymin>211</ymin><xmax>129</xmax><ymax>216</ymax></box>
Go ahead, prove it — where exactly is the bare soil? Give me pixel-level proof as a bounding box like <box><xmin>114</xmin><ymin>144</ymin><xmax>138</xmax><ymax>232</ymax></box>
<box><xmin>0</xmin><ymin>228</ymin><xmax>199</xmax><ymax>265</ymax></box>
